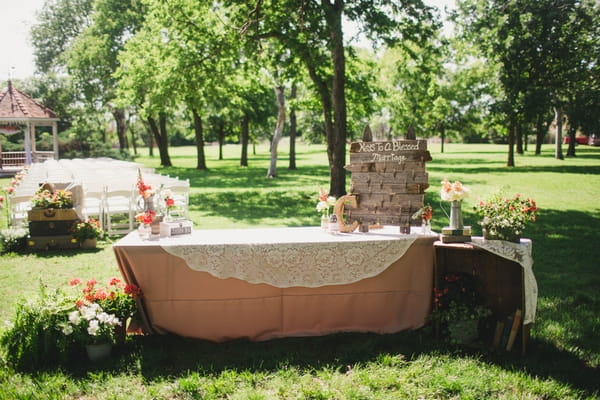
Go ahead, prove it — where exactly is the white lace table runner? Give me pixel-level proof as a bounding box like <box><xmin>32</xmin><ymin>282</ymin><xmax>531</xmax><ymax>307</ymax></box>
<box><xmin>148</xmin><ymin>226</ymin><xmax>425</xmax><ymax>288</ymax></box>
<box><xmin>470</xmin><ymin>237</ymin><xmax>538</xmax><ymax>324</ymax></box>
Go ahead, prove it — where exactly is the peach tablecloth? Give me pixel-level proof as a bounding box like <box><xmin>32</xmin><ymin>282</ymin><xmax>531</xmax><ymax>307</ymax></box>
<box><xmin>113</xmin><ymin>226</ymin><xmax>437</xmax><ymax>342</ymax></box>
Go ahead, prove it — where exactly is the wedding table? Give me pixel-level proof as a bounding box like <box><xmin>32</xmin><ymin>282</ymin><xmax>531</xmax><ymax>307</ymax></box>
<box><xmin>113</xmin><ymin>226</ymin><xmax>438</xmax><ymax>342</ymax></box>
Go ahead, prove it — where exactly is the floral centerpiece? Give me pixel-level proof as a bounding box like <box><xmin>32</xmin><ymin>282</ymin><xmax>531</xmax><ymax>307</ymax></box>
<box><xmin>71</xmin><ymin>218</ymin><xmax>103</xmax><ymax>243</ymax></box>
<box><xmin>440</xmin><ymin>178</ymin><xmax>470</xmax><ymax>230</ymax></box>
<box><xmin>160</xmin><ymin>188</ymin><xmax>176</xmax><ymax>221</ymax></box>
<box><xmin>429</xmin><ymin>272</ymin><xmax>491</xmax><ymax>344</ymax></box>
<box><xmin>412</xmin><ymin>204</ymin><xmax>433</xmax><ymax>233</ymax></box>
<box><xmin>135</xmin><ymin>170</ymin><xmax>158</xmax><ymax>235</ymax></box>
<box><xmin>31</xmin><ymin>187</ymin><xmax>73</xmax><ymax>209</ymax></box>
<box><xmin>440</xmin><ymin>178</ymin><xmax>470</xmax><ymax>202</ymax></box>
<box><xmin>475</xmin><ymin>192</ymin><xmax>538</xmax><ymax>242</ymax></box>
<box><xmin>316</xmin><ymin>189</ymin><xmax>336</xmax><ymax>229</ymax></box>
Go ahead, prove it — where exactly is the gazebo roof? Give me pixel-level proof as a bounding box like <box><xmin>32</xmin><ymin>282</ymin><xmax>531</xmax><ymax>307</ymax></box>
<box><xmin>0</xmin><ymin>81</ymin><xmax>58</xmax><ymax>125</ymax></box>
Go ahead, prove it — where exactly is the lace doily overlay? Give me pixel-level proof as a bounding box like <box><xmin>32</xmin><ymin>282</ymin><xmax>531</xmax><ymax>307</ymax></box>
<box><xmin>470</xmin><ymin>237</ymin><xmax>538</xmax><ymax>324</ymax></box>
<box><xmin>159</xmin><ymin>227</ymin><xmax>424</xmax><ymax>288</ymax></box>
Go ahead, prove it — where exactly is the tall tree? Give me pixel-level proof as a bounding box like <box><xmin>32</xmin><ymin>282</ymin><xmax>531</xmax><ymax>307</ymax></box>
<box><xmin>228</xmin><ymin>0</ymin><xmax>436</xmax><ymax>196</ymax></box>
<box><xmin>65</xmin><ymin>0</ymin><xmax>146</xmax><ymax>154</ymax></box>
<box><xmin>455</xmin><ymin>0</ymin><xmax>600</xmax><ymax>162</ymax></box>
<box><xmin>30</xmin><ymin>0</ymin><xmax>93</xmax><ymax>74</ymax></box>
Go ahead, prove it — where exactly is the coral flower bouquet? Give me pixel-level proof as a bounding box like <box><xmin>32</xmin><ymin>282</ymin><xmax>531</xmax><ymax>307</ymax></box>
<box><xmin>475</xmin><ymin>192</ymin><xmax>538</xmax><ymax>242</ymax></box>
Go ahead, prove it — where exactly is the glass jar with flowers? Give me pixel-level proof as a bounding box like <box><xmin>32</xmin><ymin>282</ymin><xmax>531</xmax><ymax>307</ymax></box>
<box><xmin>475</xmin><ymin>192</ymin><xmax>538</xmax><ymax>243</ymax></box>
<box><xmin>316</xmin><ymin>189</ymin><xmax>336</xmax><ymax>230</ymax></box>
<box><xmin>412</xmin><ymin>204</ymin><xmax>433</xmax><ymax>234</ymax></box>
<box><xmin>160</xmin><ymin>188</ymin><xmax>176</xmax><ymax>222</ymax></box>
<box><xmin>440</xmin><ymin>178</ymin><xmax>470</xmax><ymax>230</ymax></box>
<box><xmin>429</xmin><ymin>272</ymin><xmax>491</xmax><ymax>345</ymax></box>
<box><xmin>71</xmin><ymin>218</ymin><xmax>102</xmax><ymax>248</ymax></box>
<box><xmin>136</xmin><ymin>170</ymin><xmax>161</xmax><ymax>236</ymax></box>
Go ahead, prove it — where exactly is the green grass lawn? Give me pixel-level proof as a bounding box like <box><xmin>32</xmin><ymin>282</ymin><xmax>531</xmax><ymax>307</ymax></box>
<box><xmin>1</xmin><ymin>142</ymin><xmax>599</xmax><ymax>399</ymax></box>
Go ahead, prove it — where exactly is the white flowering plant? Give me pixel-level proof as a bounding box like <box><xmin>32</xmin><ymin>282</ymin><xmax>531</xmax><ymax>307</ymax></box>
<box><xmin>61</xmin><ymin>302</ymin><xmax>121</xmax><ymax>345</ymax></box>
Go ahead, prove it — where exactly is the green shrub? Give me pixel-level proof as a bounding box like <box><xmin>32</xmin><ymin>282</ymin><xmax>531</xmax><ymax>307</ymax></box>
<box><xmin>0</xmin><ymin>227</ymin><xmax>28</xmax><ymax>254</ymax></box>
<box><xmin>0</xmin><ymin>284</ymin><xmax>78</xmax><ymax>370</ymax></box>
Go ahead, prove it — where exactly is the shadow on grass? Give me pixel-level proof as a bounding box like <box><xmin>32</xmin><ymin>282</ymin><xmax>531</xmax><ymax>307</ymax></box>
<box><xmin>156</xmin><ymin>163</ymin><xmax>333</xmax><ymax>190</ymax></box>
<box><xmin>55</xmin><ymin>329</ymin><xmax>597</xmax><ymax>396</ymax></box>
<box><xmin>428</xmin><ymin>157</ymin><xmax>600</xmax><ymax>175</ymax></box>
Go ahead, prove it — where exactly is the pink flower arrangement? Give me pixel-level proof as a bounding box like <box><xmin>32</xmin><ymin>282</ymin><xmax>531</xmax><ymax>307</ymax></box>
<box><xmin>440</xmin><ymin>178</ymin><xmax>471</xmax><ymax>202</ymax></box>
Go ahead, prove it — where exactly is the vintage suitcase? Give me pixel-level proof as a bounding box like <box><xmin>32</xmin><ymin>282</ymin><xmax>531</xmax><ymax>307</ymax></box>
<box><xmin>27</xmin><ymin>208</ymin><xmax>80</xmax><ymax>222</ymax></box>
<box><xmin>28</xmin><ymin>220</ymin><xmax>78</xmax><ymax>236</ymax></box>
<box><xmin>26</xmin><ymin>235</ymin><xmax>80</xmax><ymax>251</ymax></box>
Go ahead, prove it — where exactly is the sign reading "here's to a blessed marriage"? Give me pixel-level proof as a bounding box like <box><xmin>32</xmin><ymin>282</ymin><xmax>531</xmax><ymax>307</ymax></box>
<box><xmin>337</xmin><ymin>139</ymin><xmax>431</xmax><ymax>232</ymax></box>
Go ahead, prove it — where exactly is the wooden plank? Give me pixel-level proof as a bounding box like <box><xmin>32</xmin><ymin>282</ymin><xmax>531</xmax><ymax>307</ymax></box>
<box><xmin>349</xmin><ymin>139</ymin><xmax>428</xmax><ymax>153</ymax></box>
<box><xmin>349</xmin><ymin>182</ymin><xmax>429</xmax><ymax>194</ymax></box>
<box><xmin>349</xmin><ymin>150</ymin><xmax>432</xmax><ymax>164</ymax></box>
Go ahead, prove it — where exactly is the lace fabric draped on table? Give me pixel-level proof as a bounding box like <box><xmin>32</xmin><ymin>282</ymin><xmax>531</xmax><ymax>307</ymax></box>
<box><xmin>161</xmin><ymin>236</ymin><xmax>418</xmax><ymax>288</ymax></box>
<box><xmin>470</xmin><ymin>237</ymin><xmax>538</xmax><ymax>324</ymax></box>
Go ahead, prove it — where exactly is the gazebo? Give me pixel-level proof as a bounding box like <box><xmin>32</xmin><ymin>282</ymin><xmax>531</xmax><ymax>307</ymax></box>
<box><xmin>0</xmin><ymin>80</ymin><xmax>59</xmax><ymax>171</ymax></box>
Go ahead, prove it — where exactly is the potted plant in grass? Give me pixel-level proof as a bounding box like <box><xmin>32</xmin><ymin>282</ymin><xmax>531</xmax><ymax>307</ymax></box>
<box><xmin>429</xmin><ymin>272</ymin><xmax>491</xmax><ymax>345</ymax></box>
<box><xmin>71</xmin><ymin>218</ymin><xmax>103</xmax><ymax>248</ymax></box>
<box><xmin>69</xmin><ymin>277</ymin><xmax>142</xmax><ymax>344</ymax></box>
<box><xmin>61</xmin><ymin>302</ymin><xmax>121</xmax><ymax>361</ymax></box>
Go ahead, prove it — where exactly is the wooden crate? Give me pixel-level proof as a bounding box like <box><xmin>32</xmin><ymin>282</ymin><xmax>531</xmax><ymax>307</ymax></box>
<box><xmin>433</xmin><ymin>241</ymin><xmax>531</xmax><ymax>353</ymax></box>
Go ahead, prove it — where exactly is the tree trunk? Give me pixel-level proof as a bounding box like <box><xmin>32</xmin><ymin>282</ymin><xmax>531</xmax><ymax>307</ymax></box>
<box><xmin>288</xmin><ymin>82</ymin><xmax>297</xmax><ymax>170</ymax></box>
<box><xmin>440</xmin><ymin>124</ymin><xmax>445</xmax><ymax>154</ymax></box>
<box><xmin>534</xmin><ymin>113</ymin><xmax>544</xmax><ymax>155</ymax></box>
<box><xmin>129</xmin><ymin>119</ymin><xmax>138</xmax><ymax>156</ymax></box>
<box><xmin>218</xmin><ymin>119</ymin><xmax>225</xmax><ymax>161</ymax></box>
<box><xmin>323</xmin><ymin>0</ymin><xmax>347</xmax><ymax>197</ymax></box>
<box><xmin>240</xmin><ymin>114</ymin><xmax>249</xmax><ymax>167</ymax></box>
<box><xmin>553</xmin><ymin>105</ymin><xmax>564</xmax><ymax>160</ymax></box>
<box><xmin>112</xmin><ymin>107</ymin><xmax>129</xmax><ymax>152</ymax></box>
<box><xmin>148</xmin><ymin>114</ymin><xmax>172</xmax><ymax>167</ymax></box>
<box><xmin>507</xmin><ymin>119</ymin><xmax>515</xmax><ymax>167</ymax></box>
<box><xmin>267</xmin><ymin>85</ymin><xmax>285</xmax><ymax>178</ymax></box>
<box><xmin>192</xmin><ymin>109</ymin><xmax>207</xmax><ymax>170</ymax></box>
<box><xmin>566</xmin><ymin>125</ymin><xmax>577</xmax><ymax>157</ymax></box>
<box><xmin>145</xmin><ymin>121</ymin><xmax>154</xmax><ymax>156</ymax></box>
<box><xmin>516</xmin><ymin>123</ymin><xmax>523</xmax><ymax>154</ymax></box>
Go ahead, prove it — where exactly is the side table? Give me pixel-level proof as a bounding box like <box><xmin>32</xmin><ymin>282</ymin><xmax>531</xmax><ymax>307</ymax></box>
<box><xmin>434</xmin><ymin>240</ymin><xmax>532</xmax><ymax>354</ymax></box>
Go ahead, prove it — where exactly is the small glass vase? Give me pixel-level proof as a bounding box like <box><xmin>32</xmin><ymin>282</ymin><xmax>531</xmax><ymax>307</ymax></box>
<box><xmin>163</xmin><ymin>208</ymin><xmax>173</xmax><ymax>223</ymax></box>
<box><xmin>138</xmin><ymin>224</ymin><xmax>151</xmax><ymax>240</ymax></box>
<box><xmin>421</xmin><ymin>219</ymin><xmax>432</xmax><ymax>234</ymax></box>
<box><xmin>321</xmin><ymin>213</ymin><xmax>329</xmax><ymax>230</ymax></box>
<box><xmin>449</xmin><ymin>200</ymin><xmax>464</xmax><ymax>230</ymax></box>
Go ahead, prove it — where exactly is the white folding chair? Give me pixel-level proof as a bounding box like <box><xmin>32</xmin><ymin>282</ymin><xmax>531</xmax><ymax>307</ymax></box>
<box><xmin>82</xmin><ymin>189</ymin><xmax>105</xmax><ymax>233</ymax></box>
<box><xmin>9</xmin><ymin>195</ymin><xmax>33</xmax><ymax>228</ymax></box>
<box><xmin>163</xmin><ymin>180</ymin><xmax>190</xmax><ymax>219</ymax></box>
<box><xmin>103</xmin><ymin>187</ymin><xmax>135</xmax><ymax>235</ymax></box>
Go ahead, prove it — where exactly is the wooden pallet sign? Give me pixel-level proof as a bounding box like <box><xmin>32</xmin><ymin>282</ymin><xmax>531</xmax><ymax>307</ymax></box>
<box><xmin>340</xmin><ymin>138</ymin><xmax>432</xmax><ymax>232</ymax></box>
